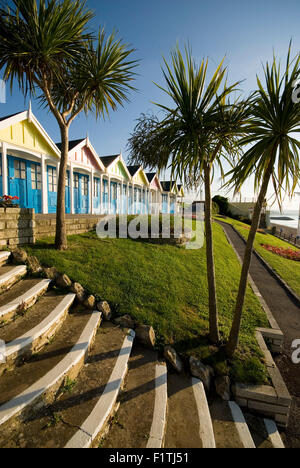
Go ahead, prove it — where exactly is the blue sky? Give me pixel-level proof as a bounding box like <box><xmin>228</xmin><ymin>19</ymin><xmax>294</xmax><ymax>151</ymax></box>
<box><xmin>1</xmin><ymin>0</ymin><xmax>300</xmax><ymax>209</ymax></box>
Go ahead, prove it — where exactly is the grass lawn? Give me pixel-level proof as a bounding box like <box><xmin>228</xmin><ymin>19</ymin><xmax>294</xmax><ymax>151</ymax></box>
<box><xmin>25</xmin><ymin>222</ymin><xmax>269</xmax><ymax>384</ymax></box>
<box><xmin>216</xmin><ymin>216</ymin><xmax>300</xmax><ymax>297</ymax></box>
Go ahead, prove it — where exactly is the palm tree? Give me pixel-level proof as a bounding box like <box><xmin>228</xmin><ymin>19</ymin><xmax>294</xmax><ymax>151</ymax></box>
<box><xmin>226</xmin><ymin>45</ymin><xmax>300</xmax><ymax>357</ymax></box>
<box><xmin>128</xmin><ymin>46</ymin><xmax>249</xmax><ymax>343</ymax></box>
<box><xmin>0</xmin><ymin>0</ymin><xmax>137</xmax><ymax>250</ymax></box>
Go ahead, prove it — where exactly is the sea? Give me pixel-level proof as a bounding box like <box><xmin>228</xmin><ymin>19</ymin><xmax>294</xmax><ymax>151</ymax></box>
<box><xmin>270</xmin><ymin>210</ymin><xmax>299</xmax><ymax>230</ymax></box>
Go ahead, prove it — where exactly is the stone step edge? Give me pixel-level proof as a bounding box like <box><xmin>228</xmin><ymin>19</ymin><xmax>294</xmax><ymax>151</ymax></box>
<box><xmin>2</xmin><ymin>293</ymin><xmax>76</xmax><ymax>370</ymax></box>
<box><xmin>146</xmin><ymin>363</ymin><xmax>168</xmax><ymax>449</ymax></box>
<box><xmin>263</xmin><ymin>418</ymin><xmax>285</xmax><ymax>449</ymax></box>
<box><xmin>0</xmin><ymin>279</ymin><xmax>51</xmax><ymax>323</ymax></box>
<box><xmin>0</xmin><ymin>265</ymin><xmax>27</xmax><ymax>290</ymax></box>
<box><xmin>0</xmin><ymin>310</ymin><xmax>102</xmax><ymax>428</ymax></box>
<box><xmin>228</xmin><ymin>401</ymin><xmax>256</xmax><ymax>449</ymax></box>
<box><xmin>65</xmin><ymin>329</ymin><xmax>135</xmax><ymax>449</ymax></box>
<box><xmin>0</xmin><ymin>252</ymin><xmax>11</xmax><ymax>266</ymax></box>
<box><xmin>192</xmin><ymin>378</ymin><xmax>216</xmax><ymax>448</ymax></box>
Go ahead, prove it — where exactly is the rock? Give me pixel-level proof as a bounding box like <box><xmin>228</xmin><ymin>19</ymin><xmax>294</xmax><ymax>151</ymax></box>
<box><xmin>12</xmin><ymin>248</ymin><xmax>27</xmax><ymax>264</ymax></box>
<box><xmin>189</xmin><ymin>356</ymin><xmax>214</xmax><ymax>393</ymax></box>
<box><xmin>115</xmin><ymin>314</ymin><xmax>135</xmax><ymax>329</ymax></box>
<box><xmin>56</xmin><ymin>273</ymin><xmax>72</xmax><ymax>289</ymax></box>
<box><xmin>215</xmin><ymin>376</ymin><xmax>231</xmax><ymax>401</ymax></box>
<box><xmin>97</xmin><ymin>301</ymin><xmax>112</xmax><ymax>321</ymax></box>
<box><xmin>27</xmin><ymin>256</ymin><xmax>42</xmax><ymax>275</ymax></box>
<box><xmin>164</xmin><ymin>346</ymin><xmax>183</xmax><ymax>373</ymax></box>
<box><xmin>83</xmin><ymin>295</ymin><xmax>96</xmax><ymax>310</ymax></box>
<box><xmin>70</xmin><ymin>282</ymin><xmax>85</xmax><ymax>303</ymax></box>
<box><xmin>43</xmin><ymin>267</ymin><xmax>59</xmax><ymax>281</ymax></box>
<box><xmin>135</xmin><ymin>324</ymin><xmax>156</xmax><ymax>349</ymax></box>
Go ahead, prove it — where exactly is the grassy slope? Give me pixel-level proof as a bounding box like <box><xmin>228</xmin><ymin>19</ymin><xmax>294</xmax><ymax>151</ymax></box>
<box><xmin>25</xmin><ymin>223</ymin><xmax>269</xmax><ymax>384</ymax></box>
<box><xmin>216</xmin><ymin>216</ymin><xmax>300</xmax><ymax>297</ymax></box>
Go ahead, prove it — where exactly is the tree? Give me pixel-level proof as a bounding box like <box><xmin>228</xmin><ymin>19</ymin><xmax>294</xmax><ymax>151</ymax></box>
<box><xmin>0</xmin><ymin>0</ymin><xmax>137</xmax><ymax>250</ymax></box>
<box><xmin>212</xmin><ymin>195</ymin><xmax>230</xmax><ymax>215</ymax></box>
<box><xmin>128</xmin><ymin>46</ymin><xmax>249</xmax><ymax>343</ymax></box>
<box><xmin>226</xmin><ymin>45</ymin><xmax>300</xmax><ymax>357</ymax></box>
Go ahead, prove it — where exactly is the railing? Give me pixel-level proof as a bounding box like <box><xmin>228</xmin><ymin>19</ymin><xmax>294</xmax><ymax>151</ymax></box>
<box><xmin>272</xmin><ymin>226</ymin><xmax>300</xmax><ymax>248</ymax></box>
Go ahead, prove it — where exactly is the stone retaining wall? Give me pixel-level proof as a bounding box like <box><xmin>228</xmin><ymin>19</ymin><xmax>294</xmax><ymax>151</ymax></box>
<box><xmin>0</xmin><ymin>209</ymin><xmax>105</xmax><ymax>247</ymax></box>
<box><xmin>234</xmin><ymin>330</ymin><xmax>292</xmax><ymax>427</ymax></box>
<box><xmin>0</xmin><ymin>208</ymin><xmax>35</xmax><ymax>247</ymax></box>
<box><xmin>35</xmin><ymin>214</ymin><xmax>105</xmax><ymax>239</ymax></box>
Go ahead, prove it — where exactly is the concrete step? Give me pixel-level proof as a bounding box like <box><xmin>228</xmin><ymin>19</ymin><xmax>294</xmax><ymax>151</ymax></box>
<box><xmin>146</xmin><ymin>363</ymin><xmax>168</xmax><ymax>448</ymax></box>
<box><xmin>164</xmin><ymin>373</ymin><xmax>215</xmax><ymax>448</ymax></box>
<box><xmin>210</xmin><ymin>400</ymin><xmax>256</xmax><ymax>448</ymax></box>
<box><xmin>0</xmin><ymin>322</ymin><xmax>131</xmax><ymax>448</ymax></box>
<box><xmin>65</xmin><ymin>326</ymin><xmax>135</xmax><ymax>448</ymax></box>
<box><xmin>0</xmin><ymin>293</ymin><xmax>75</xmax><ymax>374</ymax></box>
<box><xmin>0</xmin><ymin>252</ymin><xmax>11</xmax><ymax>267</ymax></box>
<box><xmin>244</xmin><ymin>412</ymin><xmax>285</xmax><ymax>448</ymax></box>
<box><xmin>0</xmin><ymin>309</ymin><xmax>101</xmax><ymax>442</ymax></box>
<box><xmin>0</xmin><ymin>278</ymin><xmax>51</xmax><ymax>325</ymax></box>
<box><xmin>0</xmin><ymin>266</ymin><xmax>27</xmax><ymax>294</ymax></box>
<box><xmin>103</xmin><ymin>345</ymin><xmax>158</xmax><ymax>449</ymax></box>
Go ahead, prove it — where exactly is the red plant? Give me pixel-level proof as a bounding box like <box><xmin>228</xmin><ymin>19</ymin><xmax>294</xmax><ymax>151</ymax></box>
<box><xmin>261</xmin><ymin>244</ymin><xmax>300</xmax><ymax>262</ymax></box>
<box><xmin>0</xmin><ymin>195</ymin><xmax>19</xmax><ymax>201</ymax></box>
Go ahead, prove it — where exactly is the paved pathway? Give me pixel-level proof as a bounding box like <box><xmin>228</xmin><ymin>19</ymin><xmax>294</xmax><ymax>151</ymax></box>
<box><xmin>217</xmin><ymin>220</ymin><xmax>300</xmax><ymax>448</ymax></box>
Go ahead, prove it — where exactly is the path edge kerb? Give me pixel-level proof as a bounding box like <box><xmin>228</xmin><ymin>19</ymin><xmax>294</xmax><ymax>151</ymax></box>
<box><xmin>230</xmin><ymin>222</ymin><xmax>300</xmax><ymax>308</ymax></box>
<box><xmin>218</xmin><ymin>221</ymin><xmax>283</xmax><ymax>337</ymax></box>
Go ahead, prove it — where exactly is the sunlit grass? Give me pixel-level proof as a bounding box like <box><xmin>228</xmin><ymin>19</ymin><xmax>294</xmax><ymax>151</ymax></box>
<box><xmin>25</xmin><ymin>222</ymin><xmax>269</xmax><ymax>384</ymax></box>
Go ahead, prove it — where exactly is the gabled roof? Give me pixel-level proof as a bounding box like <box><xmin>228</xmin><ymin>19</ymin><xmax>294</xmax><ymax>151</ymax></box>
<box><xmin>146</xmin><ymin>172</ymin><xmax>163</xmax><ymax>191</ymax></box>
<box><xmin>146</xmin><ymin>172</ymin><xmax>156</xmax><ymax>183</ymax></box>
<box><xmin>127</xmin><ymin>165</ymin><xmax>141</xmax><ymax>177</ymax></box>
<box><xmin>161</xmin><ymin>181</ymin><xmax>176</xmax><ymax>192</ymax></box>
<box><xmin>177</xmin><ymin>184</ymin><xmax>185</xmax><ymax>197</ymax></box>
<box><xmin>100</xmin><ymin>155</ymin><xmax>120</xmax><ymax>168</ymax></box>
<box><xmin>0</xmin><ymin>109</ymin><xmax>61</xmax><ymax>157</ymax></box>
<box><xmin>0</xmin><ymin>111</ymin><xmax>23</xmax><ymax>122</ymax></box>
<box><xmin>56</xmin><ymin>138</ymin><xmax>85</xmax><ymax>152</ymax></box>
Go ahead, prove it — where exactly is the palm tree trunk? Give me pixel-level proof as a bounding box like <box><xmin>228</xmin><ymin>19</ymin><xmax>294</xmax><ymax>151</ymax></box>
<box><xmin>204</xmin><ymin>162</ymin><xmax>220</xmax><ymax>344</ymax></box>
<box><xmin>55</xmin><ymin>125</ymin><xmax>69</xmax><ymax>250</ymax></box>
<box><xmin>225</xmin><ymin>160</ymin><xmax>274</xmax><ymax>357</ymax></box>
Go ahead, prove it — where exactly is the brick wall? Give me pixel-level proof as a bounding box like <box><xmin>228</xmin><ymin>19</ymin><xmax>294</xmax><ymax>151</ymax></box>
<box><xmin>0</xmin><ymin>208</ymin><xmax>35</xmax><ymax>247</ymax></box>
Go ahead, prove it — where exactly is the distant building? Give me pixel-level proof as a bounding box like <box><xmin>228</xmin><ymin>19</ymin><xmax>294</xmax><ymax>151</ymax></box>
<box><xmin>228</xmin><ymin>201</ymin><xmax>270</xmax><ymax>228</ymax></box>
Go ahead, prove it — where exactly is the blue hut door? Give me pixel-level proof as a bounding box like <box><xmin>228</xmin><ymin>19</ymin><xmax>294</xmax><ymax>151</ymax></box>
<box><xmin>128</xmin><ymin>186</ymin><xmax>132</xmax><ymax>214</ymax></box>
<box><xmin>93</xmin><ymin>177</ymin><xmax>100</xmax><ymax>213</ymax></box>
<box><xmin>117</xmin><ymin>183</ymin><xmax>121</xmax><ymax>214</ymax></box>
<box><xmin>111</xmin><ymin>182</ymin><xmax>117</xmax><ymax>214</ymax></box>
<box><xmin>47</xmin><ymin>166</ymin><xmax>57</xmax><ymax>213</ymax></box>
<box><xmin>80</xmin><ymin>175</ymin><xmax>89</xmax><ymax>214</ymax></box>
<box><xmin>133</xmin><ymin>188</ymin><xmax>137</xmax><ymax>214</ymax></box>
<box><xmin>122</xmin><ymin>184</ymin><xmax>127</xmax><ymax>214</ymax></box>
<box><xmin>29</xmin><ymin>162</ymin><xmax>42</xmax><ymax>213</ymax></box>
<box><xmin>8</xmin><ymin>157</ymin><xmax>27</xmax><ymax>208</ymax></box>
<box><xmin>103</xmin><ymin>179</ymin><xmax>108</xmax><ymax>214</ymax></box>
<box><xmin>137</xmin><ymin>189</ymin><xmax>142</xmax><ymax>214</ymax></box>
<box><xmin>170</xmin><ymin>197</ymin><xmax>175</xmax><ymax>214</ymax></box>
<box><xmin>73</xmin><ymin>173</ymin><xmax>80</xmax><ymax>214</ymax></box>
<box><xmin>65</xmin><ymin>171</ymin><xmax>71</xmax><ymax>214</ymax></box>
<box><xmin>162</xmin><ymin>194</ymin><xmax>168</xmax><ymax>213</ymax></box>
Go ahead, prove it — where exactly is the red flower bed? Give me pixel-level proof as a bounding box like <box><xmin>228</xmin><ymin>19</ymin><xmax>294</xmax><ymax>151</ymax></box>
<box><xmin>261</xmin><ymin>244</ymin><xmax>300</xmax><ymax>262</ymax></box>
